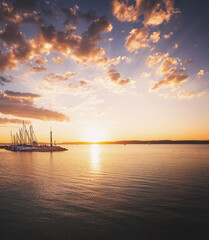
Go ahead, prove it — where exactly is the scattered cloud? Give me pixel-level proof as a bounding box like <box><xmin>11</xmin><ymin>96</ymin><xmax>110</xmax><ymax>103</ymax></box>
<box><xmin>52</xmin><ymin>57</ymin><xmax>63</xmax><ymax>64</ymax></box>
<box><xmin>42</xmin><ymin>72</ymin><xmax>75</xmax><ymax>83</ymax></box>
<box><xmin>197</xmin><ymin>91</ymin><xmax>206</xmax><ymax>97</ymax></box>
<box><xmin>146</xmin><ymin>52</ymin><xmax>169</xmax><ymax>67</ymax></box>
<box><xmin>107</xmin><ymin>69</ymin><xmax>131</xmax><ymax>85</ymax></box>
<box><xmin>163</xmin><ymin>32</ymin><xmax>173</xmax><ymax>39</ymax></box>
<box><xmin>173</xmin><ymin>43</ymin><xmax>178</xmax><ymax>49</ymax></box>
<box><xmin>151</xmin><ymin>74</ymin><xmax>188</xmax><ymax>90</ymax></box>
<box><xmin>34</xmin><ymin>56</ymin><xmax>48</xmax><ymax>64</ymax></box>
<box><xmin>184</xmin><ymin>59</ymin><xmax>193</xmax><ymax>64</ymax></box>
<box><xmin>149</xmin><ymin>31</ymin><xmax>161</xmax><ymax>43</ymax></box>
<box><xmin>29</xmin><ymin>65</ymin><xmax>48</xmax><ymax>73</ymax></box>
<box><xmin>197</xmin><ymin>69</ymin><xmax>204</xmax><ymax>78</ymax></box>
<box><xmin>112</xmin><ymin>0</ymin><xmax>176</xmax><ymax>26</ymax></box>
<box><xmin>142</xmin><ymin>72</ymin><xmax>151</xmax><ymax>78</ymax></box>
<box><xmin>125</xmin><ymin>28</ymin><xmax>149</xmax><ymax>52</ymax></box>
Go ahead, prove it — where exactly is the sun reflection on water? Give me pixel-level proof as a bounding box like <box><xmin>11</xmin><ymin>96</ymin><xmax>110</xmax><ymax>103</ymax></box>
<box><xmin>90</xmin><ymin>144</ymin><xmax>100</xmax><ymax>171</ymax></box>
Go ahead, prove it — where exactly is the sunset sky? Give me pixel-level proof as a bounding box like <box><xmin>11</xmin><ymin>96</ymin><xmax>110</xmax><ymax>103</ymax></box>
<box><xmin>0</xmin><ymin>0</ymin><xmax>209</xmax><ymax>143</ymax></box>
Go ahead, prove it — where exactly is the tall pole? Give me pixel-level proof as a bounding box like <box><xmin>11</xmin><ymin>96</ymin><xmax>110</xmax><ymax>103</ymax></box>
<box><xmin>50</xmin><ymin>127</ymin><xmax>52</xmax><ymax>147</ymax></box>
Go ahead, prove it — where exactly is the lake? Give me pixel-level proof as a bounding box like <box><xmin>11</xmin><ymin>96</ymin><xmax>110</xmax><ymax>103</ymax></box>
<box><xmin>0</xmin><ymin>144</ymin><xmax>209</xmax><ymax>240</ymax></box>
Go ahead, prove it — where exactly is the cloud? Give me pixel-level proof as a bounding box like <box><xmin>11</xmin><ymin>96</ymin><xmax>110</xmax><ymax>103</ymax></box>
<box><xmin>142</xmin><ymin>72</ymin><xmax>151</xmax><ymax>78</ymax></box>
<box><xmin>42</xmin><ymin>72</ymin><xmax>75</xmax><ymax>83</ymax></box>
<box><xmin>52</xmin><ymin>57</ymin><xmax>63</xmax><ymax>64</ymax></box>
<box><xmin>149</xmin><ymin>31</ymin><xmax>161</xmax><ymax>43</ymax></box>
<box><xmin>197</xmin><ymin>91</ymin><xmax>206</xmax><ymax>97</ymax></box>
<box><xmin>107</xmin><ymin>69</ymin><xmax>131</xmax><ymax>85</ymax></box>
<box><xmin>0</xmin><ymin>23</ymin><xmax>26</xmax><ymax>45</ymax></box>
<box><xmin>197</xmin><ymin>69</ymin><xmax>204</xmax><ymax>78</ymax></box>
<box><xmin>112</xmin><ymin>0</ymin><xmax>138</xmax><ymax>22</ymax></box>
<box><xmin>173</xmin><ymin>43</ymin><xmax>178</xmax><ymax>49</ymax></box>
<box><xmin>157</xmin><ymin>57</ymin><xmax>179</xmax><ymax>75</ymax></box>
<box><xmin>0</xmin><ymin>2</ymin><xmax>21</xmax><ymax>23</ymax></box>
<box><xmin>68</xmin><ymin>80</ymin><xmax>89</xmax><ymax>91</ymax></box>
<box><xmin>125</xmin><ymin>28</ymin><xmax>149</xmax><ymax>52</ymax></box>
<box><xmin>112</xmin><ymin>0</ymin><xmax>176</xmax><ymax>26</ymax></box>
<box><xmin>4</xmin><ymin>90</ymin><xmax>41</xmax><ymax>99</ymax></box>
<box><xmin>11</xmin><ymin>0</ymin><xmax>38</xmax><ymax>11</ymax></box>
<box><xmin>146</xmin><ymin>52</ymin><xmax>169</xmax><ymax>67</ymax></box>
<box><xmin>0</xmin><ymin>90</ymin><xmax>69</xmax><ymax>121</ymax></box>
<box><xmin>184</xmin><ymin>59</ymin><xmax>193</xmax><ymax>64</ymax></box>
<box><xmin>163</xmin><ymin>32</ymin><xmax>173</xmax><ymax>39</ymax></box>
<box><xmin>62</xmin><ymin>5</ymin><xmax>79</xmax><ymax>25</ymax></box>
<box><xmin>34</xmin><ymin>56</ymin><xmax>48</xmax><ymax>64</ymax></box>
<box><xmin>0</xmin><ymin>75</ymin><xmax>13</xmax><ymax>85</ymax></box>
<box><xmin>0</xmin><ymin>117</ymin><xmax>31</xmax><ymax>124</ymax></box>
<box><xmin>176</xmin><ymin>89</ymin><xmax>194</xmax><ymax>99</ymax></box>
<box><xmin>29</xmin><ymin>65</ymin><xmax>48</xmax><ymax>73</ymax></box>
<box><xmin>151</xmin><ymin>74</ymin><xmax>188</xmax><ymax>90</ymax></box>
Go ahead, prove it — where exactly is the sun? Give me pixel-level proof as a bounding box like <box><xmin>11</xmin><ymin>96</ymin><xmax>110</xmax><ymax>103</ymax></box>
<box><xmin>83</xmin><ymin>125</ymin><xmax>106</xmax><ymax>143</ymax></box>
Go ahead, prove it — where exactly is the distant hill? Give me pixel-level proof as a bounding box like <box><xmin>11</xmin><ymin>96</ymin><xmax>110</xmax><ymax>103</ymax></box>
<box><xmin>61</xmin><ymin>140</ymin><xmax>209</xmax><ymax>145</ymax></box>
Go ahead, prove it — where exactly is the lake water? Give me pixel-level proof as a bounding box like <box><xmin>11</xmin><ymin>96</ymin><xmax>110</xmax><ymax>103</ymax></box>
<box><xmin>0</xmin><ymin>144</ymin><xmax>209</xmax><ymax>240</ymax></box>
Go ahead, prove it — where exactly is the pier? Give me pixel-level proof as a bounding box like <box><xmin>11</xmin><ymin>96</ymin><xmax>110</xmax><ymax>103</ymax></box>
<box><xmin>4</xmin><ymin>122</ymin><xmax>67</xmax><ymax>152</ymax></box>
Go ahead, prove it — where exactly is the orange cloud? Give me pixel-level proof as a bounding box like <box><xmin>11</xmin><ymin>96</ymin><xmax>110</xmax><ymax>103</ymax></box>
<box><xmin>42</xmin><ymin>72</ymin><xmax>75</xmax><ymax>83</ymax></box>
<box><xmin>149</xmin><ymin>31</ymin><xmax>161</xmax><ymax>43</ymax></box>
<box><xmin>0</xmin><ymin>90</ymin><xmax>69</xmax><ymax>121</ymax></box>
<box><xmin>107</xmin><ymin>69</ymin><xmax>131</xmax><ymax>86</ymax></box>
<box><xmin>151</xmin><ymin>74</ymin><xmax>188</xmax><ymax>90</ymax></box>
<box><xmin>197</xmin><ymin>69</ymin><xmax>204</xmax><ymax>78</ymax></box>
<box><xmin>34</xmin><ymin>56</ymin><xmax>48</xmax><ymax>64</ymax></box>
<box><xmin>112</xmin><ymin>0</ymin><xmax>176</xmax><ymax>26</ymax></box>
<box><xmin>146</xmin><ymin>52</ymin><xmax>169</xmax><ymax>67</ymax></box>
<box><xmin>125</xmin><ymin>28</ymin><xmax>149</xmax><ymax>52</ymax></box>
<box><xmin>52</xmin><ymin>57</ymin><xmax>63</xmax><ymax>64</ymax></box>
<box><xmin>157</xmin><ymin>57</ymin><xmax>179</xmax><ymax>75</ymax></box>
<box><xmin>163</xmin><ymin>31</ymin><xmax>173</xmax><ymax>39</ymax></box>
<box><xmin>112</xmin><ymin>0</ymin><xmax>138</xmax><ymax>22</ymax></box>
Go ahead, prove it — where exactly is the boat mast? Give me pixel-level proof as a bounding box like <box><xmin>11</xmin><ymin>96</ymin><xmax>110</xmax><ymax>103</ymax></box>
<box><xmin>50</xmin><ymin>127</ymin><xmax>53</xmax><ymax>147</ymax></box>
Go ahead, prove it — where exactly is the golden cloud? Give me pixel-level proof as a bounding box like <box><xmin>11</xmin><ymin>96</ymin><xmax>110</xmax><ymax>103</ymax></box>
<box><xmin>146</xmin><ymin>52</ymin><xmax>169</xmax><ymax>67</ymax></box>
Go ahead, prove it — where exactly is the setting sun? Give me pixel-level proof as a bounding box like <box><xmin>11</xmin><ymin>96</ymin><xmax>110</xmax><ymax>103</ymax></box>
<box><xmin>83</xmin><ymin>125</ymin><xmax>107</xmax><ymax>143</ymax></box>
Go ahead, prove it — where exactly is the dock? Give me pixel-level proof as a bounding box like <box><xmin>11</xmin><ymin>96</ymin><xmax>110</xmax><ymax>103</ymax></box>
<box><xmin>4</xmin><ymin>122</ymin><xmax>68</xmax><ymax>152</ymax></box>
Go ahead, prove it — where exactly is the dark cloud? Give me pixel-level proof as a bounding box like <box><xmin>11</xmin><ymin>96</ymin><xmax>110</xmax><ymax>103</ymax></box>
<box><xmin>62</xmin><ymin>6</ymin><xmax>79</xmax><ymax>25</ymax></box>
<box><xmin>0</xmin><ymin>23</ymin><xmax>26</xmax><ymax>45</ymax></box>
<box><xmin>4</xmin><ymin>90</ymin><xmax>41</xmax><ymax>98</ymax></box>
<box><xmin>0</xmin><ymin>90</ymin><xmax>69</xmax><ymax>121</ymax></box>
<box><xmin>0</xmin><ymin>2</ymin><xmax>21</xmax><ymax>23</ymax></box>
<box><xmin>0</xmin><ymin>117</ymin><xmax>31</xmax><ymax>124</ymax></box>
<box><xmin>0</xmin><ymin>76</ymin><xmax>13</xmax><ymax>85</ymax></box>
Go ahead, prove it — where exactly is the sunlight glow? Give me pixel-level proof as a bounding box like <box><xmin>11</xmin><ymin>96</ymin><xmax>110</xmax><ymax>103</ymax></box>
<box><xmin>83</xmin><ymin>125</ymin><xmax>106</xmax><ymax>142</ymax></box>
<box><xmin>90</xmin><ymin>144</ymin><xmax>100</xmax><ymax>170</ymax></box>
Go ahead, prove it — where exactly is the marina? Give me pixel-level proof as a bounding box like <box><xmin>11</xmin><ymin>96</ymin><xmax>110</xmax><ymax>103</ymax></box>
<box><xmin>2</xmin><ymin>122</ymin><xmax>67</xmax><ymax>152</ymax></box>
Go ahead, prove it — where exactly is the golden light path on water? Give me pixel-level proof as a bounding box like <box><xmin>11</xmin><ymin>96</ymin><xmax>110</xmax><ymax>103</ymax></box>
<box><xmin>90</xmin><ymin>144</ymin><xmax>100</xmax><ymax>171</ymax></box>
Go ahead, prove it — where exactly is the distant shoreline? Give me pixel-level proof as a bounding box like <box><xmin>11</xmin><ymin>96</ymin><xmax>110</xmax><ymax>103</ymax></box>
<box><xmin>61</xmin><ymin>140</ymin><xmax>209</xmax><ymax>145</ymax></box>
<box><xmin>1</xmin><ymin>140</ymin><xmax>209</xmax><ymax>146</ymax></box>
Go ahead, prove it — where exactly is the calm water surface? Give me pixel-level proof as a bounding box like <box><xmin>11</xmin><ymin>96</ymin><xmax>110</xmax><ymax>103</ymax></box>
<box><xmin>0</xmin><ymin>144</ymin><xmax>209</xmax><ymax>240</ymax></box>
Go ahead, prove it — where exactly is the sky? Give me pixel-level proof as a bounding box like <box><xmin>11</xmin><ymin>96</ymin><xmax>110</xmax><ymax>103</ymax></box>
<box><xmin>0</xmin><ymin>0</ymin><xmax>209</xmax><ymax>143</ymax></box>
